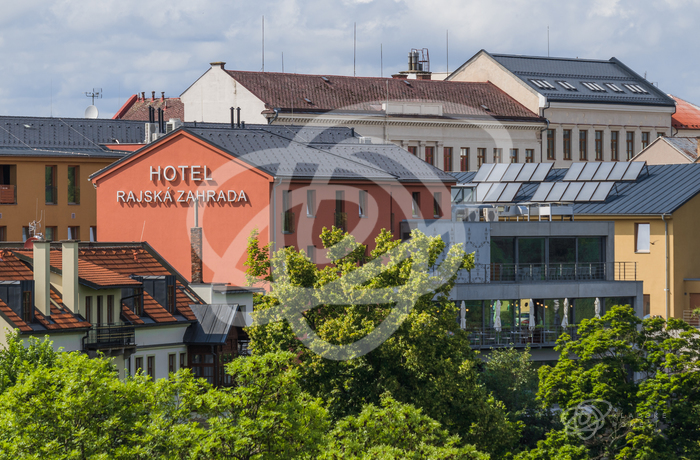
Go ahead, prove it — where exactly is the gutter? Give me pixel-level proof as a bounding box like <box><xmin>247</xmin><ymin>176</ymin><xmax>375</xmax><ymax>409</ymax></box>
<box><xmin>661</xmin><ymin>213</ymin><xmax>670</xmax><ymax>319</ymax></box>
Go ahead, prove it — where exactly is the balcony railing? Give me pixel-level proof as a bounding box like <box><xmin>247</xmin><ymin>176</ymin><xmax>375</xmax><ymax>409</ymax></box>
<box><xmin>0</xmin><ymin>185</ymin><xmax>15</xmax><ymax>204</ymax></box>
<box><xmin>45</xmin><ymin>185</ymin><xmax>57</xmax><ymax>204</ymax></box>
<box><xmin>281</xmin><ymin>211</ymin><xmax>295</xmax><ymax>234</ymax></box>
<box><xmin>458</xmin><ymin>262</ymin><xmax>636</xmax><ymax>284</ymax></box>
<box><xmin>334</xmin><ymin>212</ymin><xmax>347</xmax><ymax>232</ymax></box>
<box><xmin>68</xmin><ymin>186</ymin><xmax>80</xmax><ymax>204</ymax></box>
<box><xmin>465</xmin><ymin>325</ymin><xmax>580</xmax><ymax>349</ymax></box>
<box><xmin>84</xmin><ymin>324</ymin><xmax>136</xmax><ymax>350</ymax></box>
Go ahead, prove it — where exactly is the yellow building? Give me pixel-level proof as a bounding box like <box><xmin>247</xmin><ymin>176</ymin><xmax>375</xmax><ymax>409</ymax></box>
<box><xmin>0</xmin><ymin>117</ymin><xmax>145</xmax><ymax>242</ymax></box>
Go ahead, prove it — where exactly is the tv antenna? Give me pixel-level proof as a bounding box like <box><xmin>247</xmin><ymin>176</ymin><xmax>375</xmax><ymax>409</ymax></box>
<box><xmin>85</xmin><ymin>88</ymin><xmax>102</xmax><ymax>105</ymax></box>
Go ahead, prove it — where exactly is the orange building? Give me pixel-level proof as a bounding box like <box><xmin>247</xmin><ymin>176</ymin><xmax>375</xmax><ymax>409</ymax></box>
<box><xmin>90</xmin><ymin>125</ymin><xmax>455</xmax><ymax>286</ymax></box>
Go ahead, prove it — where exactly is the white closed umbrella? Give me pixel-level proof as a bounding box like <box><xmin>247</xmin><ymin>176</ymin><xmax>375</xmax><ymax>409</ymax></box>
<box><xmin>460</xmin><ymin>301</ymin><xmax>467</xmax><ymax>329</ymax></box>
<box><xmin>493</xmin><ymin>300</ymin><xmax>502</xmax><ymax>332</ymax></box>
<box><xmin>562</xmin><ymin>298</ymin><xmax>569</xmax><ymax>328</ymax></box>
<box><xmin>554</xmin><ymin>299</ymin><xmax>559</xmax><ymax>313</ymax></box>
<box><xmin>595</xmin><ymin>298</ymin><xmax>601</xmax><ymax>319</ymax></box>
<box><xmin>529</xmin><ymin>299</ymin><xmax>536</xmax><ymax>331</ymax></box>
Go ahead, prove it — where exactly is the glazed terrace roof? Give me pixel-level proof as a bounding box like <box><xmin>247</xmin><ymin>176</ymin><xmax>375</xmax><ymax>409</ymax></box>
<box><xmin>222</xmin><ymin>70</ymin><xmax>543</xmax><ymax>121</ymax></box>
<box><xmin>459</xmin><ymin>51</ymin><xmax>674</xmax><ymax>107</ymax></box>
<box><xmin>452</xmin><ymin>162</ymin><xmax>700</xmax><ymax>215</ymax></box>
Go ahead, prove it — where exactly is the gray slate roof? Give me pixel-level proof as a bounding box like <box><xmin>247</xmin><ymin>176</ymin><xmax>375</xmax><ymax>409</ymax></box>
<box><xmin>452</xmin><ymin>163</ymin><xmax>700</xmax><ymax>215</ymax></box>
<box><xmin>185</xmin><ymin>304</ymin><xmax>239</xmax><ymax>344</ymax></box>
<box><xmin>488</xmin><ymin>52</ymin><xmax>674</xmax><ymax>107</ymax></box>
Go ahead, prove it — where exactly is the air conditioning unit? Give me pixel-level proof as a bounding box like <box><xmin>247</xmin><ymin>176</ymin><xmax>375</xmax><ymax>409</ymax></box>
<box><xmin>166</xmin><ymin>118</ymin><xmax>183</xmax><ymax>133</ymax></box>
<box><xmin>454</xmin><ymin>208</ymin><xmax>468</xmax><ymax>222</ymax></box>
<box><xmin>144</xmin><ymin>123</ymin><xmax>158</xmax><ymax>143</ymax></box>
<box><xmin>467</xmin><ymin>208</ymin><xmax>480</xmax><ymax>222</ymax></box>
<box><xmin>483</xmin><ymin>207</ymin><xmax>499</xmax><ymax>222</ymax></box>
<box><xmin>358</xmin><ymin>136</ymin><xmax>372</xmax><ymax>144</ymax></box>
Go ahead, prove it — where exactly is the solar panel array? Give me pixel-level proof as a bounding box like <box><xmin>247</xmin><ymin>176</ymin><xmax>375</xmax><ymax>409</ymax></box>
<box><xmin>531</xmin><ymin>181</ymin><xmax>616</xmax><ymax>202</ymax></box>
<box><xmin>476</xmin><ymin>182</ymin><xmax>523</xmax><ymax>203</ymax></box>
<box><xmin>562</xmin><ymin>161</ymin><xmax>645</xmax><ymax>182</ymax></box>
<box><xmin>472</xmin><ymin>162</ymin><xmax>552</xmax><ymax>183</ymax></box>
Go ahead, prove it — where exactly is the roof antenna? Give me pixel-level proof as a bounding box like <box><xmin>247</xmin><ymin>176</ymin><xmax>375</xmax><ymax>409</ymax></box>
<box><xmin>282</xmin><ymin>52</ymin><xmax>284</xmax><ymax>73</ymax></box>
<box><xmin>261</xmin><ymin>15</ymin><xmax>265</xmax><ymax>72</ymax></box>
<box><xmin>380</xmin><ymin>43</ymin><xmax>383</xmax><ymax>78</ymax></box>
<box><xmin>446</xmin><ymin>29</ymin><xmax>449</xmax><ymax>74</ymax></box>
<box><xmin>547</xmin><ymin>26</ymin><xmax>550</xmax><ymax>57</ymax></box>
<box><xmin>353</xmin><ymin>22</ymin><xmax>356</xmax><ymax>77</ymax></box>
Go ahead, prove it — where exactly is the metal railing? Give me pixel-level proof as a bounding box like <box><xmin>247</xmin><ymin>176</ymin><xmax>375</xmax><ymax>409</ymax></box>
<box><xmin>334</xmin><ymin>212</ymin><xmax>347</xmax><ymax>232</ymax></box>
<box><xmin>84</xmin><ymin>324</ymin><xmax>136</xmax><ymax>350</ymax></box>
<box><xmin>0</xmin><ymin>185</ymin><xmax>15</xmax><ymax>204</ymax></box>
<box><xmin>460</xmin><ymin>262</ymin><xmax>636</xmax><ymax>283</ymax></box>
<box><xmin>68</xmin><ymin>186</ymin><xmax>80</xmax><ymax>204</ymax></box>
<box><xmin>281</xmin><ymin>211</ymin><xmax>295</xmax><ymax>234</ymax></box>
<box><xmin>683</xmin><ymin>310</ymin><xmax>700</xmax><ymax>327</ymax></box>
<box><xmin>465</xmin><ymin>325</ymin><xmax>580</xmax><ymax>349</ymax></box>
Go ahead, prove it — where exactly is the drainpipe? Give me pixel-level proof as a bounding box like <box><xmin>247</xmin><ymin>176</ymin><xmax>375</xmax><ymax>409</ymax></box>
<box><xmin>661</xmin><ymin>213</ymin><xmax>670</xmax><ymax>319</ymax></box>
<box><xmin>539</xmin><ymin>101</ymin><xmax>550</xmax><ymax>163</ymax></box>
<box><xmin>268</xmin><ymin>108</ymin><xmax>280</xmax><ymax>125</ymax></box>
<box><xmin>271</xmin><ymin>177</ymin><xmax>282</xmax><ymax>251</ymax></box>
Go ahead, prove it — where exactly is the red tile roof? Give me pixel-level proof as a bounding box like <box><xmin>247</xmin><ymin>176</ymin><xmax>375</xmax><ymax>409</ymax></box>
<box><xmin>0</xmin><ymin>250</ymin><xmax>32</xmax><ymax>281</ymax></box>
<box><xmin>225</xmin><ymin>70</ymin><xmax>542</xmax><ymax>120</ymax></box>
<box><xmin>671</xmin><ymin>95</ymin><xmax>700</xmax><ymax>130</ymax></box>
<box><xmin>113</xmin><ymin>94</ymin><xmax>184</xmax><ymax>121</ymax></box>
<box><xmin>34</xmin><ymin>288</ymin><xmax>91</xmax><ymax>331</ymax></box>
<box><xmin>0</xmin><ymin>297</ymin><xmax>32</xmax><ymax>332</ymax></box>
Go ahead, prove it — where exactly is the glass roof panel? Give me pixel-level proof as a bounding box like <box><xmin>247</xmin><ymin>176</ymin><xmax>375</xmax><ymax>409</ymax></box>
<box><xmin>472</xmin><ymin>163</ymin><xmax>495</xmax><ymax>182</ymax></box>
<box><xmin>532</xmin><ymin>182</ymin><xmax>554</xmax><ymax>202</ymax></box>
<box><xmin>575</xmin><ymin>182</ymin><xmax>600</xmax><ymax>202</ymax></box>
<box><xmin>515</xmin><ymin>163</ymin><xmax>538</xmax><ymax>182</ymax></box>
<box><xmin>501</xmin><ymin>163</ymin><xmax>523</xmax><ymax>182</ymax></box>
<box><xmin>561</xmin><ymin>182</ymin><xmax>584</xmax><ymax>201</ymax></box>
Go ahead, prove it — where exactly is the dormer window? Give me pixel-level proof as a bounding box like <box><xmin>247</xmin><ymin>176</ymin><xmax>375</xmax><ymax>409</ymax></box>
<box><xmin>581</xmin><ymin>82</ymin><xmax>607</xmax><ymax>92</ymax></box>
<box><xmin>557</xmin><ymin>81</ymin><xmax>577</xmax><ymax>91</ymax></box>
<box><xmin>530</xmin><ymin>79</ymin><xmax>556</xmax><ymax>90</ymax></box>
<box><xmin>22</xmin><ymin>291</ymin><xmax>32</xmax><ymax>322</ymax></box>
<box><xmin>623</xmin><ymin>84</ymin><xmax>648</xmax><ymax>94</ymax></box>
<box><xmin>605</xmin><ymin>83</ymin><xmax>624</xmax><ymax>93</ymax></box>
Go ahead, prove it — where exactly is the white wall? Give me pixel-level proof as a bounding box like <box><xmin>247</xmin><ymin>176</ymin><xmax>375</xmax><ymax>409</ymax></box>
<box><xmin>129</xmin><ymin>324</ymin><xmax>191</xmax><ymax>380</ymax></box>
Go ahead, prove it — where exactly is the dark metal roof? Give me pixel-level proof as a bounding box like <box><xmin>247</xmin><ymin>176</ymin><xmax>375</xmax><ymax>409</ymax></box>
<box><xmin>452</xmin><ymin>163</ymin><xmax>700</xmax><ymax>215</ymax></box>
<box><xmin>185</xmin><ymin>304</ymin><xmax>239</xmax><ymax>344</ymax></box>
<box><xmin>489</xmin><ymin>53</ymin><xmax>675</xmax><ymax>107</ymax></box>
<box><xmin>0</xmin><ymin>147</ymin><xmax>126</xmax><ymax>159</ymax></box>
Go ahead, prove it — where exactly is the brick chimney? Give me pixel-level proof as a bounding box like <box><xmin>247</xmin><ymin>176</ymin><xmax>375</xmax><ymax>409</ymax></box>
<box><xmin>161</xmin><ymin>91</ymin><xmax>165</xmax><ymax>101</ymax></box>
<box><xmin>62</xmin><ymin>241</ymin><xmax>79</xmax><ymax>314</ymax></box>
<box><xmin>141</xmin><ymin>92</ymin><xmax>145</xmax><ymax>101</ymax></box>
<box><xmin>33</xmin><ymin>241</ymin><xmax>51</xmax><ymax>316</ymax></box>
<box><xmin>151</xmin><ymin>91</ymin><xmax>156</xmax><ymax>101</ymax></box>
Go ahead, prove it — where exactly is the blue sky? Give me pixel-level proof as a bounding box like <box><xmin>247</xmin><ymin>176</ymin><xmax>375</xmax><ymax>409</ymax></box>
<box><xmin>1</xmin><ymin>0</ymin><xmax>698</xmax><ymax>118</ymax></box>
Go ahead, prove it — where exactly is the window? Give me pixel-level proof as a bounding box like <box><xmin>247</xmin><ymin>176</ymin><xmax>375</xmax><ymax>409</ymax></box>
<box><xmin>45</xmin><ymin>226</ymin><xmax>57</xmax><ymax>241</ymax></box>
<box><xmin>22</xmin><ymin>291</ymin><xmax>32</xmax><ymax>322</ymax></box>
<box><xmin>168</xmin><ymin>354</ymin><xmax>176</xmax><ymax>374</ymax></box>
<box><xmin>45</xmin><ymin>165</ymin><xmax>57</xmax><ymax>204</ymax></box>
<box><xmin>0</xmin><ymin>164</ymin><xmax>17</xmax><ymax>205</ymax></box>
<box><xmin>425</xmin><ymin>146</ymin><xmax>434</xmax><ymax>165</ymax></box>
<box><xmin>529</xmin><ymin>79</ymin><xmax>556</xmax><ymax>90</ymax></box>
<box><xmin>22</xmin><ymin>227</ymin><xmax>30</xmax><ymax>242</ymax></box>
<box><xmin>641</xmin><ymin>132</ymin><xmax>650</xmax><ymax>149</ymax></box>
<box><xmin>166</xmin><ymin>284</ymin><xmax>176</xmax><ymax>314</ymax></box>
<box><xmin>623</xmin><ymin>84</ymin><xmax>648</xmax><ymax>94</ymax></box>
<box><xmin>595</xmin><ymin>131</ymin><xmax>603</xmax><ymax>161</ymax></box>
<box><xmin>107</xmin><ymin>295</ymin><xmax>114</xmax><ymax>324</ymax></box>
<box><xmin>605</xmin><ymin>83</ymin><xmax>624</xmax><ymax>93</ymax></box>
<box><xmin>635</xmin><ymin>223</ymin><xmax>650</xmax><ymax>253</ymax></box>
<box><xmin>611</xmin><ymin>131</ymin><xmax>619</xmax><ymax>161</ymax></box>
<box><xmin>493</xmin><ymin>148</ymin><xmax>502</xmax><ymax>164</ymax></box>
<box><xmin>179</xmin><ymin>353</ymin><xmax>186</xmax><ymax>369</ymax></box>
<box><xmin>579</xmin><ymin>130</ymin><xmax>588</xmax><ymax>161</ymax></box>
<box><xmin>563</xmin><ymin>130</ymin><xmax>572</xmax><ymax>160</ymax></box>
<box><xmin>460</xmin><ymin>148</ymin><xmax>469</xmax><ymax>171</ymax></box>
<box><xmin>306</xmin><ymin>190</ymin><xmax>316</xmax><ymax>217</ymax></box>
<box><xmin>282</xmin><ymin>190</ymin><xmax>294</xmax><ymax>234</ymax></box>
<box><xmin>657</xmin><ymin>132</ymin><xmax>665</xmax><ymax>138</ymax></box>
<box><xmin>477</xmin><ymin>148</ymin><xmax>486</xmax><ymax>167</ymax></box>
<box><xmin>307</xmin><ymin>245</ymin><xmax>316</xmax><ymax>263</ymax></box>
<box><xmin>581</xmin><ymin>82</ymin><xmax>606</xmax><ymax>92</ymax></box>
<box><xmin>96</xmin><ymin>295</ymin><xmax>103</xmax><ymax>325</ymax></box>
<box><xmin>67</xmin><ymin>226</ymin><xmax>80</xmax><ymax>240</ymax></box>
<box><xmin>433</xmin><ymin>192</ymin><xmax>442</xmax><ymax>218</ymax></box>
<box><xmin>335</xmin><ymin>191</ymin><xmax>346</xmax><ymax>231</ymax></box>
<box><xmin>643</xmin><ymin>294</ymin><xmax>650</xmax><ymax>317</ymax></box>
<box><xmin>443</xmin><ymin>147</ymin><xmax>453</xmax><ymax>172</ymax></box>
<box><xmin>509</xmin><ymin>149</ymin><xmax>518</xmax><ymax>163</ymax></box>
<box><xmin>411</xmin><ymin>192</ymin><xmax>420</xmax><ymax>218</ymax></box>
<box><xmin>89</xmin><ymin>226</ymin><xmax>97</xmax><ymax>242</ymax></box>
<box><xmin>407</xmin><ymin>146</ymin><xmax>417</xmax><ymax>156</ymax></box>
<box><xmin>525</xmin><ymin>149</ymin><xmax>534</xmax><ymax>163</ymax></box>
<box><xmin>85</xmin><ymin>296</ymin><xmax>93</xmax><ymax>323</ymax></box>
<box><xmin>68</xmin><ymin>166</ymin><xmax>80</xmax><ymax>204</ymax></box>
<box><xmin>626</xmin><ymin>132</ymin><xmax>635</xmax><ymax>160</ymax></box>
<box><xmin>359</xmin><ymin>190</ymin><xmax>367</xmax><ymax>217</ymax></box>
<box><xmin>546</xmin><ymin>129</ymin><xmax>555</xmax><ymax>160</ymax></box>
<box><xmin>0</xmin><ymin>226</ymin><xmax>5</xmax><ymax>242</ymax></box>
<box><xmin>556</xmin><ymin>81</ymin><xmax>577</xmax><ymax>91</ymax></box>
<box><xmin>147</xmin><ymin>356</ymin><xmax>155</xmax><ymax>380</ymax></box>
<box><xmin>135</xmin><ymin>357</ymin><xmax>143</xmax><ymax>374</ymax></box>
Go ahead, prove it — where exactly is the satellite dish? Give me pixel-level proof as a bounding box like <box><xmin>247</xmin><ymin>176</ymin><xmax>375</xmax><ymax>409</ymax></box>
<box><xmin>85</xmin><ymin>105</ymin><xmax>99</xmax><ymax>119</ymax></box>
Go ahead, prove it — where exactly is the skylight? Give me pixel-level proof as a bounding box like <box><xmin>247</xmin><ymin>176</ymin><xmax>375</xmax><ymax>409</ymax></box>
<box><xmin>557</xmin><ymin>81</ymin><xmax>578</xmax><ymax>91</ymax></box>
<box><xmin>303</xmin><ymin>97</ymin><xmax>312</xmax><ymax>103</ymax></box>
<box><xmin>605</xmin><ymin>83</ymin><xmax>624</xmax><ymax>93</ymax></box>
<box><xmin>529</xmin><ymin>79</ymin><xmax>556</xmax><ymax>90</ymax></box>
<box><xmin>623</xmin><ymin>84</ymin><xmax>649</xmax><ymax>94</ymax></box>
<box><xmin>581</xmin><ymin>82</ymin><xmax>607</xmax><ymax>92</ymax></box>
<box><xmin>321</xmin><ymin>76</ymin><xmax>330</xmax><ymax>83</ymax></box>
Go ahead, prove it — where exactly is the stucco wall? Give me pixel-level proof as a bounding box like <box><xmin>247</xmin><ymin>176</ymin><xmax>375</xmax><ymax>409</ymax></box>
<box><xmin>634</xmin><ymin>140</ymin><xmax>692</xmax><ymax>164</ymax></box>
<box><xmin>669</xmin><ymin>193</ymin><xmax>700</xmax><ymax>318</ymax></box>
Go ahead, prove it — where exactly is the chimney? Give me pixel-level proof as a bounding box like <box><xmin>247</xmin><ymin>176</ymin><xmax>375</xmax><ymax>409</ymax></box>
<box><xmin>151</xmin><ymin>91</ymin><xmax>156</xmax><ymax>101</ymax></box>
<box><xmin>141</xmin><ymin>92</ymin><xmax>145</xmax><ymax>101</ymax></box>
<box><xmin>191</xmin><ymin>228</ymin><xmax>203</xmax><ymax>284</ymax></box>
<box><xmin>161</xmin><ymin>91</ymin><xmax>165</xmax><ymax>101</ymax></box>
<box><xmin>62</xmin><ymin>241</ymin><xmax>79</xmax><ymax>314</ymax></box>
<box><xmin>210</xmin><ymin>61</ymin><xmax>226</xmax><ymax>70</ymax></box>
<box><xmin>33</xmin><ymin>241</ymin><xmax>51</xmax><ymax>317</ymax></box>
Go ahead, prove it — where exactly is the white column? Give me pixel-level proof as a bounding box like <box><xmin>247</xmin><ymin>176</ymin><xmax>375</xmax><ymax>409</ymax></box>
<box><xmin>33</xmin><ymin>241</ymin><xmax>51</xmax><ymax>317</ymax></box>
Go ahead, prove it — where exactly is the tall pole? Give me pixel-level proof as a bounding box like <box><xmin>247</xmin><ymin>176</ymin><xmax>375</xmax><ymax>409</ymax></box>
<box><xmin>446</xmin><ymin>30</ymin><xmax>449</xmax><ymax>74</ymax></box>
<box><xmin>262</xmin><ymin>16</ymin><xmax>265</xmax><ymax>72</ymax></box>
<box><xmin>547</xmin><ymin>26</ymin><xmax>550</xmax><ymax>57</ymax></box>
<box><xmin>353</xmin><ymin>22</ymin><xmax>356</xmax><ymax>77</ymax></box>
<box><xmin>380</xmin><ymin>43</ymin><xmax>383</xmax><ymax>78</ymax></box>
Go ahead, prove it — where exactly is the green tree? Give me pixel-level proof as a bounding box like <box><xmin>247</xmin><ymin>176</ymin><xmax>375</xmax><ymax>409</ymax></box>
<box><xmin>322</xmin><ymin>393</ymin><xmax>489</xmax><ymax>460</ymax></box>
<box><xmin>196</xmin><ymin>352</ymin><xmax>329</xmax><ymax>460</ymax></box>
<box><xmin>246</xmin><ymin>227</ymin><xmax>521</xmax><ymax>458</ymax></box>
<box><xmin>0</xmin><ymin>330</ymin><xmax>57</xmax><ymax>394</ymax></box>
<box><xmin>526</xmin><ymin>305</ymin><xmax>700</xmax><ymax>459</ymax></box>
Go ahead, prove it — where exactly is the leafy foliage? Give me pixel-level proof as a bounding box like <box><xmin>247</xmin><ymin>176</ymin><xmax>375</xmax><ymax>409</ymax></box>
<box><xmin>0</xmin><ymin>330</ymin><xmax>57</xmax><ymax>394</ymax></box>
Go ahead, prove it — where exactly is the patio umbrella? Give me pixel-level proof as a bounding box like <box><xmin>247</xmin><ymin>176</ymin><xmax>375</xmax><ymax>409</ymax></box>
<box><xmin>595</xmin><ymin>298</ymin><xmax>601</xmax><ymax>319</ymax></box>
<box><xmin>528</xmin><ymin>299</ymin><xmax>536</xmax><ymax>331</ymax></box>
<box><xmin>562</xmin><ymin>298</ymin><xmax>569</xmax><ymax>328</ymax></box>
<box><xmin>493</xmin><ymin>300</ymin><xmax>502</xmax><ymax>332</ymax></box>
<box><xmin>554</xmin><ymin>299</ymin><xmax>559</xmax><ymax>312</ymax></box>
<box><xmin>460</xmin><ymin>301</ymin><xmax>466</xmax><ymax>329</ymax></box>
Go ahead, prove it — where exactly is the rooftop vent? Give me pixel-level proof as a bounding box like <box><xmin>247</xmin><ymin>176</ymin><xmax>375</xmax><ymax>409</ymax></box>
<box><xmin>303</xmin><ymin>97</ymin><xmax>312</xmax><ymax>104</ymax></box>
<box><xmin>321</xmin><ymin>76</ymin><xmax>330</xmax><ymax>83</ymax></box>
<box><xmin>403</xmin><ymin>80</ymin><xmax>411</xmax><ymax>87</ymax></box>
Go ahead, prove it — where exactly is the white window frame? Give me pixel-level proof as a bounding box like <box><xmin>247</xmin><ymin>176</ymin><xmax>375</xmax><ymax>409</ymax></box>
<box><xmin>306</xmin><ymin>190</ymin><xmax>316</xmax><ymax>217</ymax></box>
<box><xmin>635</xmin><ymin>223</ymin><xmax>651</xmax><ymax>253</ymax></box>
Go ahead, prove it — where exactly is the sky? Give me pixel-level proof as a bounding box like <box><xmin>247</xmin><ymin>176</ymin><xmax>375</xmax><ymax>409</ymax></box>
<box><xmin>1</xmin><ymin>0</ymin><xmax>698</xmax><ymax>119</ymax></box>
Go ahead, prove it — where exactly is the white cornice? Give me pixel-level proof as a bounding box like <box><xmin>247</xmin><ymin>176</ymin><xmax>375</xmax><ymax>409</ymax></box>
<box><xmin>548</xmin><ymin>101</ymin><xmax>675</xmax><ymax>113</ymax></box>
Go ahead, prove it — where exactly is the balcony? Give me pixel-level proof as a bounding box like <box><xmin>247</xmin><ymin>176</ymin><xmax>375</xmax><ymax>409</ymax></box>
<box><xmin>0</xmin><ymin>185</ymin><xmax>15</xmax><ymax>204</ymax></box>
<box><xmin>465</xmin><ymin>325</ymin><xmax>579</xmax><ymax>349</ymax></box>
<box><xmin>334</xmin><ymin>212</ymin><xmax>347</xmax><ymax>232</ymax></box>
<box><xmin>281</xmin><ymin>211</ymin><xmax>295</xmax><ymax>234</ymax></box>
<box><xmin>84</xmin><ymin>324</ymin><xmax>136</xmax><ymax>351</ymax></box>
<box><xmin>458</xmin><ymin>262</ymin><xmax>636</xmax><ymax>284</ymax></box>
<box><xmin>68</xmin><ymin>186</ymin><xmax>80</xmax><ymax>205</ymax></box>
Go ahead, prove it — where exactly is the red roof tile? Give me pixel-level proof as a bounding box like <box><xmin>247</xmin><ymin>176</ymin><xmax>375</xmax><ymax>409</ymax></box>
<box><xmin>34</xmin><ymin>288</ymin><xmax>91</xmax><ymax>330</ymax></box>
<box><xmin>0</xmin><ymin>297</ymin><xmax>32</xmax><ymax>332</ymax></box>
<box><xmin>113</xmin><ymin>94</ymin><xmax>184</xmax><ymax>121</ymax></box>
<box><xmin>226</xmin><ymin>70</ymin><xmax>541</xmax><ymax>120</ymax></box>
<box><xmin>671</xmin><ymin>95</ymin><xmax>700</xmax><ymax>130</ymax></box>
<box><xmin>0</xmin><ymin>250</ymin><xmax>33</xmax><ymax>281</ymax></box>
